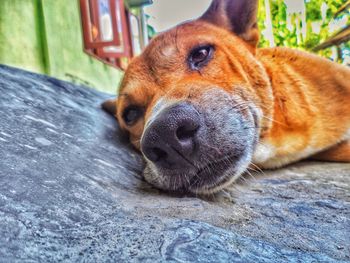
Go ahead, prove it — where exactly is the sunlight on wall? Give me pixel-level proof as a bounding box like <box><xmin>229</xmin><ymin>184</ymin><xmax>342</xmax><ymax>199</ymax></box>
<box><xmin>285</xmin><ymin>0</ymin><xmax>307</xmax><ymax>42</ymax></box>
<box><xmin>144</xmin><ymin>0</ymin><xmax>211</xmax><ymax>32</ymax></box>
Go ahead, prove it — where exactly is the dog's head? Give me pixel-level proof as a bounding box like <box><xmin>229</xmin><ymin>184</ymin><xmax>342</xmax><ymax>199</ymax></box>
<box><xmin>104</xmin><ymin>0</ymin><xmax>274</xmax><ymax>194</ymax></box>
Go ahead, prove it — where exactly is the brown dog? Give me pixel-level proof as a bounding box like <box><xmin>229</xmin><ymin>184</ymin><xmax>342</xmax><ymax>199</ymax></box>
<box><xmin>103</xmin><ymin>0</ymin><xmax>350</xmax><ymax>194</ymax></box>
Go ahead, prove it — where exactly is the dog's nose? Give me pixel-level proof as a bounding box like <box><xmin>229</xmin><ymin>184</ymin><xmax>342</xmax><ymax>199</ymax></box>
<box><xmin>141</xmin><ymin>103</ymin><xmax>200</xmax><ymax>169</ymax></box>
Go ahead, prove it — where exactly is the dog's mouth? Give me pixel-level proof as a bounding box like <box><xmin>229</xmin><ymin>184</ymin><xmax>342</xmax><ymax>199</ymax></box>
<box><xmin>145</xmin><ymin>150</ymin><xmax>250</xmax><ymax>195</ymax></box>
<box><xmin>188</xmin><ymin>154</ymin><xmax>238</xmax><ymax>191</ymax></box>
<box><xmin>143</xmin><ymin>141</ymin><xmax>254</xmax><ymax>194</ymax></box>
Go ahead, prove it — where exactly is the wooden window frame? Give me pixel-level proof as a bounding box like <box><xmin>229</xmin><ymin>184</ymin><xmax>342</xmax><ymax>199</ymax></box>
<box><xmin>79</xmin><ymin>0</ymin><xmax>133</xmax><ymax>70</ymax></box>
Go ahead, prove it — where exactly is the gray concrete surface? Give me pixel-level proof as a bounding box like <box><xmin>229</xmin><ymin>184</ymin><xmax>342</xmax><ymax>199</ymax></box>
<box><xmin>0</xmin><ymin>64</ymin><xmax>349</xmax><ymax>262</ymax></box>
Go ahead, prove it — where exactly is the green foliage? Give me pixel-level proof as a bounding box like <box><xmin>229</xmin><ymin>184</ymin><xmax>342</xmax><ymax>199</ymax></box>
<box><xmin>258</xmin><ymin>0</ymin><xmax>349</xmax><ymax>63</ymax></box>
<box><xmin>146</xmin><ymin>14</ymin><xmax>157</xmax><ymax>39</ymax></box>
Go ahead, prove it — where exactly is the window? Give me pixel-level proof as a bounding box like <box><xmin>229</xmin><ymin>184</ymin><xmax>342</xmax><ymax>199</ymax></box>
<box><xmin>129</xmin><ymin>13</ymin><xmax>142</xmax><ymax>55</ymax></box>
<box><xmin>80</xmin><ymin>0</ymin><xmax>133</xmax><ymax>70</ymax></box>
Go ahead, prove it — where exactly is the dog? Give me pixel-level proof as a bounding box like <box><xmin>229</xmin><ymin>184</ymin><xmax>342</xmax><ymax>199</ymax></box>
<box><xmin>103</xmin><ymin>0</ymin><xmax>350</xmax><ymax>194</ymax></box>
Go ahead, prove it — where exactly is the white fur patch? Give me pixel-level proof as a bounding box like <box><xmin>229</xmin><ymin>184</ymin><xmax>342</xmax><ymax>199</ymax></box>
<box><xmin>252</xmin><ymin>142</ymin><xmax>276</xmax><ymax>164</ymax></box>
<box><xmin>344</xmin><ymin>128</ymin><xmax>350</xmax><ymax>140</ymax></box>
<box><xmin>161</xmin><ymin>45</ymin><xmax>176</xmax><ymax>57</ymax></box>
<box><xmin>260</xmin><ymin>145</ymin><xmax>317</xmax><ymax>169</ymax></box>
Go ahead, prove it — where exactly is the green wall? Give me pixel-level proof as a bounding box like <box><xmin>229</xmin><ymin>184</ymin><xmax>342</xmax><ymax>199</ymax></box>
<box><xmin>0</xmin><ymin>0</ymin><xmax>46</xmax><ymax>73</ymax></box>
<box><xmin>0</xmin><ymin>0</ymin><xmax>124</xmax><ymax>94</ymax></box>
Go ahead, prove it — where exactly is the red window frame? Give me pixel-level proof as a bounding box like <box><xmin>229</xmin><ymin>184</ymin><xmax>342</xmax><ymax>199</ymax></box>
<box><xmin>79</xmin><ymin>0</ymin><xmax>133</xmax><ymax>69</ymax></box>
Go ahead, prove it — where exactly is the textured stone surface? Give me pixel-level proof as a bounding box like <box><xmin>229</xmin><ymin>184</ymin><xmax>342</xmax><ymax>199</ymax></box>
<box><xmin>0</xmin><ymin>64</ymin><xmax>349</xmax><ymax>262</ymax></box>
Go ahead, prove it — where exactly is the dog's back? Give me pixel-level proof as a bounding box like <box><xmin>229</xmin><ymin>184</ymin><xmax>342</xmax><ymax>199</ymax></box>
<box><xmin>253</xmin><ymin>47</ymin><xmax>350</xmax><ymax>168</ymax></box>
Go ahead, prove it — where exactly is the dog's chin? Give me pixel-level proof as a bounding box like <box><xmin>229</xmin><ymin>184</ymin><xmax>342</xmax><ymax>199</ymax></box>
<box><xmin>190</xmin><ymin>149</ymin><xmax>253</xmax><ymax>194</ymax></box>
<box><xmin>142</xmin><ymin>147</ymin><xmax>253</xmax><ymax>195</ymax></box>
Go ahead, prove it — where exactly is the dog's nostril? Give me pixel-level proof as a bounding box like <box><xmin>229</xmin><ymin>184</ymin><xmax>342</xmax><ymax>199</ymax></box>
<box><xmin>150</xmin><ymin>147</ymin><xmax>168</xmax><ymax>162</ymax></box>
<box><xmin>176</xmin><ymin>125</ymin><xmax>198</xmax><ymax>141</ymax></box>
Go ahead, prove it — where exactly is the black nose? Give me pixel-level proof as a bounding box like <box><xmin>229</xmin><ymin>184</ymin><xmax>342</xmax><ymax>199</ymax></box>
<box><xmin>141</xmin><ymin>103</ymin><xmax>200</xmax><ymax>169</ymax></box>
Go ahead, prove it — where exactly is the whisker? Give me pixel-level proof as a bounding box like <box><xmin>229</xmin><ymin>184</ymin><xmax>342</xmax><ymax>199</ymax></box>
<box><xmin>184</xmin><ymin>174</ymin><xmax>190</xmax><ymax>186</ymax></box>
<box><xmin>249</xmin><ymin>162</ymin><xmax>265</xmax><ymax>176</ymax></box>
<box><xmin>261</xmin><ymin>115</ymin><xmax>285</xmax><ymax>126</ymax></box>
<box><xmin>240</xmin><ymin>175</ymin><xmax>249</xmax><ymax>184</ymax></box>
<box><xmin>243</xmin><ymin>126</ymin><xmax>268</xmax><ymax>130</ymax></box>
<box><xmin>245</xmin><ymin>169</ymin><xmax>257</xmax><ymax>183</ymax></box>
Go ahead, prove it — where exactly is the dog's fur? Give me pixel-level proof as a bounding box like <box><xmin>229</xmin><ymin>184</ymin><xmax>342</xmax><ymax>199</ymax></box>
<box><xmin>103</xmin><ymin>0</ymin><xmax>350</xmax><ymax>194</ymax></box>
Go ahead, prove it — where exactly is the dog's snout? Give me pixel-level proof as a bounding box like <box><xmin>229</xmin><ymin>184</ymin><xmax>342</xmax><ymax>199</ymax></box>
<box><xmin>141</xmin><ymin>103</ymin><xmax>200</xmax><ymax>169</ymax></box>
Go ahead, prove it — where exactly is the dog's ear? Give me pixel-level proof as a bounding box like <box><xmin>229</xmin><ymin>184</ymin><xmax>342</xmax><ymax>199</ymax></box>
<box><xmin>102</xmin><ymin>98</ymin><xmax>118</xmax><ymax>117</ymax></box>
<box><xmin>200</xmin><ymin>0</ymin><xmax>259</xmax><ymax>47</ymax></box>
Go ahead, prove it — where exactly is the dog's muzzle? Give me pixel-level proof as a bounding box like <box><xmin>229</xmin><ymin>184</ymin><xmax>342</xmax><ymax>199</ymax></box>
<box><xmin>140</xmin><ymin>89</ymin><xmax>259</xmax><ymax>194</ymax></box>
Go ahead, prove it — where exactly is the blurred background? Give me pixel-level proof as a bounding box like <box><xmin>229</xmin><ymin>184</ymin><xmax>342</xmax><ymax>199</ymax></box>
<box><xmin>0</xmin><ymin>0</ymin><xmax>349</xmax><ymax>94</ymax></box>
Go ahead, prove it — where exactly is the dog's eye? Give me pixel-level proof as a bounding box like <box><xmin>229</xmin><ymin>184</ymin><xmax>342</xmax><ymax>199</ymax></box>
<box><xmin>122</xmin><ymin>106</ymin><xmax>143</xmax><ymax>126</ymax></box>
<box><xmin>188</xmin><ymin>45</ymin><xmax>214</xmax><ymax>70</ymax></box>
